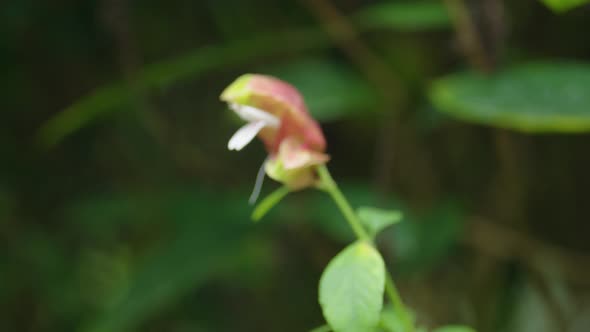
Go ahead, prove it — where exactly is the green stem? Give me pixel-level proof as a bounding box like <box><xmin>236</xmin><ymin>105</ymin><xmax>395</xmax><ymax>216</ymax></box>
<box><xmin>316</xmin><ymin>165</ymin><xmax>370</xmax><ymax>241</ymax></box>
<box><xmin>316</xmin><ymin>165</ymin><xmax>415</xmax><ymax>332</ymax></box>
<box><xmin>385</xmin><ymin>275</ymin><xmax>413</xmax><ymax>332</ymax></box>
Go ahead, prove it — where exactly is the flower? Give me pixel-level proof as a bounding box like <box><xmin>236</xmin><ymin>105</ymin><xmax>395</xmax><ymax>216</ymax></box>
<box><xmin>220</xmin><ymin>74</ymin><xmax>329</xmax><ymax>190</ymax></box>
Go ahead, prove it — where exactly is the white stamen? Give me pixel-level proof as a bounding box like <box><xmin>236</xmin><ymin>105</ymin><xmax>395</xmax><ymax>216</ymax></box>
<box><xmin>227</xmin><ymin>121</ymin><xmax>266</xmax><ymax>151</ymax></box>
<box><xmin>248</xmin><ymin>158</ymin><xmax>268</xmax><ymax>205</ymax></box>
<box><xmin>230</xmin><ymin>103</ymin><xmax>280</xmax><ymax>128</ymax></box>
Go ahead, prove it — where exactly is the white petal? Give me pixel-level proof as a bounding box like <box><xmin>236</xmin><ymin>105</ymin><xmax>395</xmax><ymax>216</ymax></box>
<box><xmin>227</xmin><ymin>121</ymin><xmax>266</xmax><ymax>151</ymax></box>
<box><xmin>230</xmin><ymin>103</ymin><xmax>280</xmax><ymax>128</ymax></box>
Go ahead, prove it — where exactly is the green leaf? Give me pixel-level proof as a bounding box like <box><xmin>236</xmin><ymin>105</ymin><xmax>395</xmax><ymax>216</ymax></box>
<box><xmin>540</xmin><ymin>0</ymin><xmax>590</xmax><ymax>12</ymax></box>
<box><xmin>430</xmin><ymin>62</ymin><xmax>590</xmax><ymax>133</ymax></box>
<box><xmin>432</xmin><ymin>326</ymin><xmax>476</xmax><ymax>332</ymax></box>
<box><xmin>357</xmin><ymin>206</ymin><xmax>402</xmax><ymax>238</ymax></box>
<box><xmin>319</xmin><ymin>241</ymin><xmax>386</xmax><ymax>332</ymax></box>
<box><xmin>355</xmin><ymin>1</ymin><xmax>451</xmax><ymax>31</ymax></box>
<box><xmin>251</xmin><ymin>186</ymin><xmax>290</xmax><ymax>222</ymax></box>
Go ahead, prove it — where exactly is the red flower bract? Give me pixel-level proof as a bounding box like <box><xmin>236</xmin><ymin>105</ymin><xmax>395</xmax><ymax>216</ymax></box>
<box><xmin>221</xmin><ymin>74</ymin><xmax>326</xmax><ymax>154</ymax></box>
<box><xmin>221</xmin><ymin>74</ymin><xmax>329</xmax><ymax>190</ymax></box>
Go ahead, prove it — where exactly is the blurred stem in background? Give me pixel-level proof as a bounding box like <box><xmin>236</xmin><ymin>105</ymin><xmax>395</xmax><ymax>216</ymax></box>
<box><xmin>302</xmin><ymin>0</ymin><xmax>443</xmax><ymax>205</ymax></box>
<box><xmin>317</xmin><ymin>165</ymin><xmax>415</xmax><ymax>332</ymax></box>
<box><xmin>443</xmin><ymin>0</ymin><xmax>493</xmax><ymax>72</ymax></box>
<box><xmin>301</xmin><ymin>0</ymin><xmax>406</xmax><ymax>195</ymax></box>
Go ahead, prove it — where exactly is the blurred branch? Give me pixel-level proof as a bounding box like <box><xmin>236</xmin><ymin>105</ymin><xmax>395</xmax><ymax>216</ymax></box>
<box><xmin>443</xmin><ymin>0</ymin><xmax>493</xmax><ymax>72</ymax></box>
<box><xmin>100</xmin><ymin>0</ymin><xmax>169</xmax><ymax>144</ymax></box>
<box><xmin>482</xmin><ymin>0</ymin><xmax>506</xmax><ymax>64</ymax></box>
<box><xmin>299</xmin><ymin>0</ymin><xmax>404</xmax><ymax>103</ymax></box>
<box><xmin>465</xmin><ymin>217</ymin><xmax>590</xmax><ymax>286</ymax></box>
<box><xmin>37</xmin><ymin>27</ymin><xmax>330</xmax><ymax>148</ymax></box>
<box><xmin>101</xmin><ymin>0</ymin><xmax>157</xmax><ymax>139</ymax></box>
<box><xmin>527</xmin><ymin>266</ymin><xmax>570</xmax><ymax>332</ymax></box>
<box><xmin>492</xmin><ymin>130</ymin><xmax>529</xmax><ymax>228</ymax></box>
<box><xmin>100</xmin><ymin>0</ymin><xmax>228</xmax><ymax>177</ymax></box>
<box><xmin>299</xmin><ymin>0</ymin><xmax>406</xmax><ymax>195</ymax></box>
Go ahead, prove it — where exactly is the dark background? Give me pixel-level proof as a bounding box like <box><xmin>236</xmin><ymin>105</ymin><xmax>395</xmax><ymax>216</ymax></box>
<box><xmin>2</xmin><ymin>0</ymin><xmax>590</xmax><ymax>331</ymax></box>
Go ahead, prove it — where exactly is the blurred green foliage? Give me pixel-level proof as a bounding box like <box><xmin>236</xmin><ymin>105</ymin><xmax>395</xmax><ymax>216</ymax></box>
<box><xmin>355</xmin><ymin>1</ymin><xmax>450</xmax><ymax>31</ymax></box>
<box><xmin>3</xmin><ymin>0</ymin><xmax>590</xmax><ymax>331</ymax></box>
<box><xmin>540</xmin><ymin>0</ymin><xmax>590</xmax><ymax>12</ymax></box>
<box><xmin>429</xmin><ymin>62</ymin><xmax>590</xmax><ymax>132</ymax></box>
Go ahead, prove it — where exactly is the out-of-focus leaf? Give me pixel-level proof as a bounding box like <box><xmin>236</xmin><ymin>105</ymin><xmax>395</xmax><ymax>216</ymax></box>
<box><xmin>84</xmin><ymin>226</ymin><xmax>240</xmax><ymax>332</ymax></box>
<box><xmin>252</xmin><ymin>186</ymin><xmax>290</xmax><ymax>222</ymax></box>
<box><xmin>430</xmin><ymin>62</ymin><xmax>590</xmax><ymax>133</ymax></box>
<box><xmin>65</xmin><ymin>194</ymin><xmax>162</xmax><ymax>243</ymax></box>
<box><xmin>319</xmin><ymin>241</ymin><xmax>385</xmax><ymax>332</ymax></box>
<box><xmin>391</xmin><ymin>201</ymin><xmax>464</xmax><ymax>274</ymax></box>
<box><xmin>540</xmin><ymin>0</ymin><xmax>590</xmax><ymax>12</ymax></box>
<box><xmin>357</xmin><ymin>206</ymin><xmax>402</xmax><ymax>239</ymax></box>
<box><xmin>266</xmin><ymin>58</ymin><xmax>378</xmax><ymax>121</ymax></box>
<box><xmin>81</xmin><ymin>190</ymin><xmax>255</xmax><ymax>332</ymax></box>
<box><xmin>355</xmin><ymin>1</ymin><xmax>451</xmax><ymax>31</ymax></box>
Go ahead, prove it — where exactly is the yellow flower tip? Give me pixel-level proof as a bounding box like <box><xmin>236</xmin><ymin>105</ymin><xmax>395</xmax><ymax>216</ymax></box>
<box><xmin>219</xmin><ymin>74</ymin><xmax>255</xmax><ymax>104</ymax></box>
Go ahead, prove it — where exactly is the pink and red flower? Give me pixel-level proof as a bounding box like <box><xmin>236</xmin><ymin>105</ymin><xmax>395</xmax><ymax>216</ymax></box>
<box><xmin>221</xmin><ymin>74</ymin><xmax>329</xmax><ymax>189</ymax></box>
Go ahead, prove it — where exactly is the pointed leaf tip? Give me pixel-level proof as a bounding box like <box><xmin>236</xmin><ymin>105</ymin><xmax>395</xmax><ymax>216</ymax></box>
<box><xmin>358</xmin><ymin>206</ymin><xmax>403</xmax><ymax>238</ymax></box>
